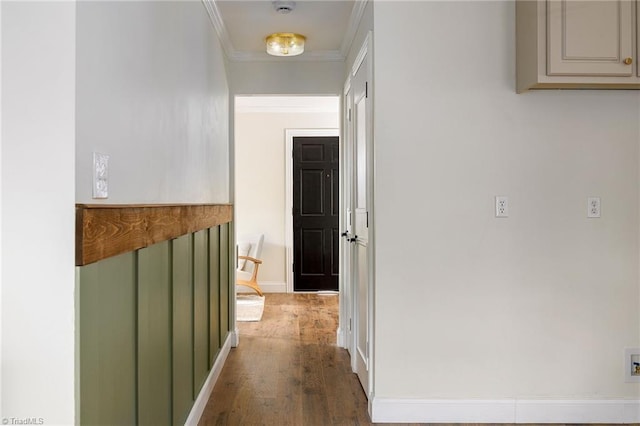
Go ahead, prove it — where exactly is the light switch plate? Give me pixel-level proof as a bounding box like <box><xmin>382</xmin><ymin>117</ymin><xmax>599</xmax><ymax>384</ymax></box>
<box><xmin>93</xmin><ymin>152</ymin><xmax>109</xmax><ymax>199</ymax></box>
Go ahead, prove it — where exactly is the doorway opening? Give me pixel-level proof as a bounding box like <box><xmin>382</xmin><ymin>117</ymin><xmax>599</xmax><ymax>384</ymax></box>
<box><xmin>286</xmin><ymin>130</ymin><xmax>340</xmax><ymax>293</ymax></box>
<box><xmin>233</xmin><ymin>96</ymin><xmax>340</xmax><ymax>295</ymax></box>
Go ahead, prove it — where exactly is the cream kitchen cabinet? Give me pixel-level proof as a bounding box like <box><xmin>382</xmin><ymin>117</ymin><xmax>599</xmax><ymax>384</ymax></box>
<box><xmin>516</xmin><ymin>0</ymin><xmax>640</xmax><ymax>92</ymax></box>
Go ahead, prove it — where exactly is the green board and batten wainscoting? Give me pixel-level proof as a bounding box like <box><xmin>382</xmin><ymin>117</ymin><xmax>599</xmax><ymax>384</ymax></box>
<box><xmin>75</xmin><ymin>204</ymin><xmax>234</xmax><ymax>425</ymax></box>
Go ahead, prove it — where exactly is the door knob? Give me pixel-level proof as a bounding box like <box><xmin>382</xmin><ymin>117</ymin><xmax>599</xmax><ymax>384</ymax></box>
<box><xmin>349</xmin><ymin>235</ymin><xmax>358</xmax><ymax>243</ymax></box>
<box><xmin>624</xmin><ymin>57</ymin><xmax>633</xmax><ymax>65</ymax></box>
<box><xmin>341</xmin><ymin>231</ymin><xmax>349</xmax><ymax>238</ymax></box>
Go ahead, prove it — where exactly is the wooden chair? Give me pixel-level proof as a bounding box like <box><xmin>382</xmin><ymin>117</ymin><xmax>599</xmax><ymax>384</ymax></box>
<box><xmin>236</xmin><ymin>234</ymin><xmax>264</xmax><ymax>297</ymax></box>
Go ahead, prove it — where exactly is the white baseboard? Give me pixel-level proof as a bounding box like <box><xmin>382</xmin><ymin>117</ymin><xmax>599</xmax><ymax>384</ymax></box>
<box><xmin>516</xmin><ymin>400</ymin><xmax>640</xmax><ymax>423</ymax></box>
<box><xmin>371</xmin><ymin>399</ymin><xmax>514</xmax><ymax>423</ymax></box>
<box><xmin>185</xmin><ymin>331</ymin><xmax>235</xmax><ymax>426</ymax></box>
<box><xmin>232</xmin><ymin>327</ymin><xmax>239</xmax><ymax>347</ymax></box>
<box><xmin>371</xmin><ymin>398</ymin><xmax>640</xmax><ymax>423</ymax></box>
<box><xmin>336</xmin><ymin>327</ymin><xmax>345</xmax><ymax>348</ymax></box>
<box><xmin>236</xmin><ymin>281</ymin><xmax>286</xmax><ymax>294</ymax></box>
<box><xmin>258</xmin><ymin>281</ymin><xmax>286</xmax><ymax>293</ymax></box>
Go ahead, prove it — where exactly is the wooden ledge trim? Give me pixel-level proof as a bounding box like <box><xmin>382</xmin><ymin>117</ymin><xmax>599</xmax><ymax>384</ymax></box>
<box><xmin>76</xmin><ymin>203</ymin><xmax>233</xmax><ymax>266</ymax></box>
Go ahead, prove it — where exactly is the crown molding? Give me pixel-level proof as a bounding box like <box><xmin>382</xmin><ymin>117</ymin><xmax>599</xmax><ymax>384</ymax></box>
<box><xmin>340</xmin><ymin>0</ymin><xmax>369</xmax><ymax>58</ymax></box>
<box><xmin>202</xmin><ymin>0</ymin><xmax>235</xmax><ymax>59</ymax></box>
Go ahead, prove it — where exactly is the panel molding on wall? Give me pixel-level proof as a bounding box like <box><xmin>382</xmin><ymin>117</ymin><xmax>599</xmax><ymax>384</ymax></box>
<box><xmin>193</xmin><ymin>229</ymin><xmax>210</xmax><ymax>396</ymax></box>
<box><xmin>219</xmin><ymin>223</ymin><xmax>230</xmax><ymax>343</ymax></box>
<box><xmin>209</xmin><ymin>226</ymin><xmax>221</xmax><ymax>368</ymax></box>
<box><xmin>78</xmin><ymin>252</ymin><xmax>137</xmax><ymax>425</ymax></box>
<box><xmin>172</xmin><ymin>234</ymin><xmax>195</xmax><ymax>426</ymax></box>
<box><xmin>371</xmin><ymin>398</ymin><xmax>640</xmax><ymax>423</ymax></box>
<box><xmin>78</xmin><ymin>221</ymin><xmax>234</xmax><ymax>425</ymax></box>
<box><xmin>138</xmin><ymin>241</ymin><xmax>172</xmax><ymax>426</ymax></box>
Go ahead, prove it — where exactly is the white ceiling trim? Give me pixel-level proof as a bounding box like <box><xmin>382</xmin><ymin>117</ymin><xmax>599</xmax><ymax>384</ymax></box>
<box><xmin>340</xmin><ymin>0</ymin><xmax>369</xmax><ymax>58</ymax></box>
<box><xmin>202</xmin><ymin>0</ymin><xmax>235</xmax><ymax>59</ymax></box>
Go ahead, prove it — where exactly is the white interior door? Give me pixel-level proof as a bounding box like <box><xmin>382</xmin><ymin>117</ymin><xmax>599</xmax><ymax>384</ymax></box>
<box><xmin>351</xmin><ymin>41</ymin><xmax>371</xmax><ymax>395</ymax></box>
<box><xmin>342</xmin><ymin>85</ymin><xmax>355</xmax><ymax>354</ymax></box>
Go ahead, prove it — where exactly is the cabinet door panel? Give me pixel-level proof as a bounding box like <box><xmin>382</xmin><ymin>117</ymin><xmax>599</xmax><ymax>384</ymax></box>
<box><xmin>547</xmin><ymin>0</ymin><xmax>634</xmax><ymax>76</ymax></box>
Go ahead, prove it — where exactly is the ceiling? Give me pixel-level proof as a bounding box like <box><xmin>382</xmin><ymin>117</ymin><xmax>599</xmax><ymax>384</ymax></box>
<box><xmin>206</xmin><ymin>0</ymin><xmax>366</xmax><ymax>61</ymax></box>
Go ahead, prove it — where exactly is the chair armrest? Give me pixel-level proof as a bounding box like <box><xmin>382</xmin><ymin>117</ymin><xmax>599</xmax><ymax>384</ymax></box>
<box><xmin>237</xmin><ymin>255</ymin><xmax>263</xmax><ymax>289</ymax></box>
<box><xmin>238</xmin><ymin>255</ymin><xmax>262</xmax><ymax>265</ymax></box>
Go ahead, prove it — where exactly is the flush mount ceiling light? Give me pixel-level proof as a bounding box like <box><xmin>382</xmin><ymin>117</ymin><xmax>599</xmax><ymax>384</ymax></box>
<box><xmin>266</xmin><ymin>1</ymin><xmax>305</xmax><ymax>57</ymax></box>
<box><xmin>265</xmin><ymin>33</ymin><xmax>306</xmax><ymax>57</ymax></box>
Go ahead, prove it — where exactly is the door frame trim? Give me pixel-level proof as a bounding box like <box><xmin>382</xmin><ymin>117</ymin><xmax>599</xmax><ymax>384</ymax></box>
<box><xmin>284</xmin><ymin>129</ymin><xmax>340</xmax><ymax>294</ymax></box>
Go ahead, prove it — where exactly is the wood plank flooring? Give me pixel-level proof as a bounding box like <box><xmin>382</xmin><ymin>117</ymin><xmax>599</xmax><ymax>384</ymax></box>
<box><xmin>199</xmin><ymin>293</ymin><xmax>374</xmax><ymax>425</ymax></box>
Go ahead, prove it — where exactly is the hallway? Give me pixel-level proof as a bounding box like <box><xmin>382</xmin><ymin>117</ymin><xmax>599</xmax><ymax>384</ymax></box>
<box><xmin>198</xmin><ymin>293</ymin><xmax>373</xmax><ymax>425</ymax></box>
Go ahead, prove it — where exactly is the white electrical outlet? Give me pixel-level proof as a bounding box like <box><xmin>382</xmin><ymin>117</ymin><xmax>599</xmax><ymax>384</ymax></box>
<box><xmin>624</xmin><ymin>348</ymin><xmax>640</xmax><ymax>382</ymax></box>
<box><xmin>93</xmin><ymin>152</ymin><xmax>109</xmax><ymax>199</ymax></box>
<box><xmin>495</xmin><ymin>196</ymin><xmax>508</xmax><ymax>218</ymax></box>
<box><xmin>587</xmin><ymin>196</ymin><xmax>600</xmax><ymax>218</ymax></box>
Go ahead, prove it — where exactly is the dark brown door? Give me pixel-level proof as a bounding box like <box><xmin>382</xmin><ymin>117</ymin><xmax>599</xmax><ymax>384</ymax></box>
<box><xmin>293</xmin><ymin>136</ymin><xmax>339</xmax><ymax>291</ymax></box>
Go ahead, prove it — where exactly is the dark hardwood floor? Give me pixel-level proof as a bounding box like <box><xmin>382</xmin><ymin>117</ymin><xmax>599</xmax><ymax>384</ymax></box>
<box><xmin>198</xmin><ymin>293</ymin><xmax>374</xmax><ymax>425</ymax></box>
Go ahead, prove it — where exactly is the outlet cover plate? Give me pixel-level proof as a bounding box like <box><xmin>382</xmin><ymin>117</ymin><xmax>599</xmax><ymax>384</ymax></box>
<box><xmin>587</xmin><ymin>196</ymin><xmax>601</xmax><ymax>218</ymax></box>
<box><xmin>495</xmin><ymin>196</ymin><xmax>509</xmax><ymax>218</ymax></box>
<box><xmin>624</xmin><ymin>347</ymin><xmax>640</xmax><ymax>382</ymax></box>
<box><xmin>93</xmin><ymin>152</ymin><xmax>109</xmax><ymax>199</ymax></box>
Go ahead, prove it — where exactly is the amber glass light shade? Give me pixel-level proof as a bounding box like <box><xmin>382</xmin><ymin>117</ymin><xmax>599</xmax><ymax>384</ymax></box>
<box><xmin>266</xmin><ymin>33</ymin><xmax>306</xmax><ymax>56</ymax></box>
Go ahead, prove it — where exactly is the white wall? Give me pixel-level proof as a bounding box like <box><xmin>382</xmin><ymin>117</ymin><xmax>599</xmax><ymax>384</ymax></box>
<box><xmin>373</xmin><ymin>0</ymin><xmax>640</xmax><ymax>403</ymax></box>
<box><xmin>1</xmin><ymin>1</ymin><xmax>230</xmax><ymax>421</ymax></box>
<box><xmin>229</xmin><ymin>60</ymin><xmax>344</xmax><ymax>96</ymax></box>
<box><xmin>235</xmin><ymin>109</ymin><xmax>338</xmax><ymax>288</ymax></box>
<box><xmin>1</xmin><ymin>2</ymin><xmax>76</xmax><ymax>422</ymax></box>
<box><xmin>76</xmin><ymin>1</ymin><xmax>229</xmax><ymax>204</ymax></box>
